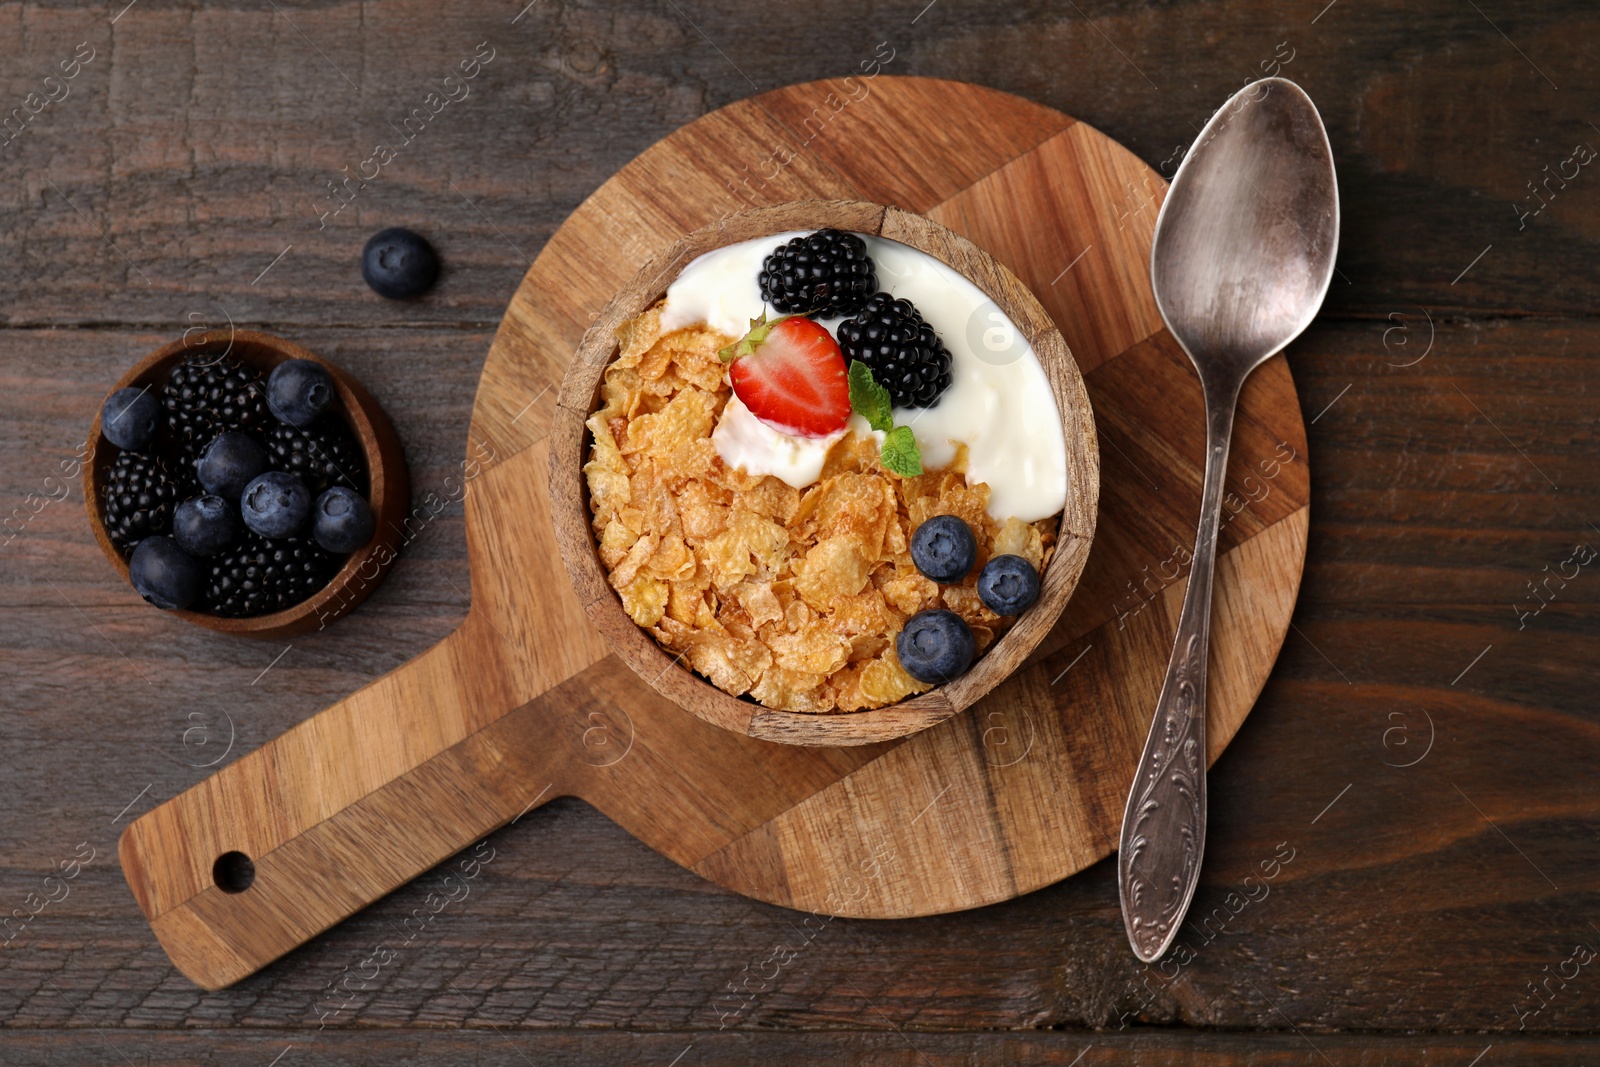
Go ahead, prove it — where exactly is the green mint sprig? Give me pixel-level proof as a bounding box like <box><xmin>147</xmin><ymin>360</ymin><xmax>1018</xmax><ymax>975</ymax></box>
<box><xmin>848</xmin><ymin>360</ymin><xmax>923</xmax><ymax>477</ymax></box>
<box><xmin>848</xmin><ymin>359</ymin><xmax>893</xmax><ymax>432</ymax></box>
<box><xmin>879</xmin><ymin>426</ymin><xmax>922</xmax><ymax>476</ymax></box>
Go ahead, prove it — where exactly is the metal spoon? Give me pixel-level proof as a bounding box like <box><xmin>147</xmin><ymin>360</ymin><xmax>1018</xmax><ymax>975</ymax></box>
<box><xmin>1117</xmin><ymin>77</ymin><xmax>1338</xmax><ymax>963</ymax></box>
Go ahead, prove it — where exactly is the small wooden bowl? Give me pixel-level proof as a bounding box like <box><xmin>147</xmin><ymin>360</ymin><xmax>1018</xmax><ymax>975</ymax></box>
<box><xmin>550</xmin><ymin>201</ymin><xmax>1099</xmax><ymax>746</ymax></box>
<box><xmin>84</xmin><ymin>329</ymin><xmax>410</xmax><ymax>638</ymax></box>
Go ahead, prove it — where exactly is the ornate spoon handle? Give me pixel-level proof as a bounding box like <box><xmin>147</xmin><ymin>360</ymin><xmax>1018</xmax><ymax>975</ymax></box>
<box><xmin>1117</xmin><ymin>375</ymin><xmax>1240</xmax><ymax>962</ymax></box>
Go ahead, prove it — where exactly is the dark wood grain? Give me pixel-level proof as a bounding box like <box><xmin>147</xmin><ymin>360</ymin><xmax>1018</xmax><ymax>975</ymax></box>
<box><xmin>3</xmin><ymin>1029</ymin><xmax>1599</xmax><ymax>1066</ymax></box>
<box><xmin>0</xmin><ymin>1</ymin><xmax>1593</xmax><ymax>328</ymax></box>
<box><xmin>3</xmin><ymin>318</ymin><xmax>1594</xmax><ymax>1042</ymax></box>
<box><xmin>1</xmin><ymin>0</ymin><xmax>1596</xmax><ymax>1060</ymax></box>
<box><xmin>5</xmin><ymin>1029</ymin><xmax>1599</xmax><ymax>1065</ymax></box>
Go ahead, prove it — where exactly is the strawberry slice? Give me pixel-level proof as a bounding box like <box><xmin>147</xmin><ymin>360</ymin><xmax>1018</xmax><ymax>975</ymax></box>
<box><xmin>720</xmin><ymin>312</ymin><xmax>851</xmax><ymax>438</ymax></box>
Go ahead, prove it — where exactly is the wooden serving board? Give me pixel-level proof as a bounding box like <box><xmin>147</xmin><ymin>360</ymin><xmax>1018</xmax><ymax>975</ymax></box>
<box><xmin>118</xmin><ymin>76</ymin><xmax>1309</xmax><ymax>990</ymax></box>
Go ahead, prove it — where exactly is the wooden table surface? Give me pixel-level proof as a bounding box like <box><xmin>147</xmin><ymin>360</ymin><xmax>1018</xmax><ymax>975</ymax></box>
<box><xmin>1</xmin><ymin>1</ymin><xmax>1595</xmax><ymax>1063</ymax></box>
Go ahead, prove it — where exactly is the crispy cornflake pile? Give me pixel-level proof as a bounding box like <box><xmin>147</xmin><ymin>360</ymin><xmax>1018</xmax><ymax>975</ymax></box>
<box><xmin>584</xmin><ymin>301</ymin><xmax>1058</xmax><ymax>714</ymax></box>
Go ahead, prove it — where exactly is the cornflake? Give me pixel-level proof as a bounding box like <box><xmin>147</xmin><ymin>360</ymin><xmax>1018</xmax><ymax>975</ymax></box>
<box><xmin>584</xmin><ymin>301</ymin><xmax>1058</xmax><ymax>713</ymax></box>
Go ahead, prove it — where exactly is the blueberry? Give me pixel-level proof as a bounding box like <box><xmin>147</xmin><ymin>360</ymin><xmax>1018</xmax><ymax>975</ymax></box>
<box><xmin>895</xmin><ymin>609</ymin><xmax>976</xmax><ymax>685</ymax></box>
<box><xmin>241</xmin><ymin>471</ymin><xmax>311</xmax><ymax>538</ymax></box>
<box><xmin>128</xmin><ymin>535</ymin><xmax>202</xmax><ymax>610</ymax></box>
<box><xmin>977</xmin><ymin>554</ymin><xmax>1041</xmax><ymax>616</ymax></box>
<box><xmin>909</xmin><ymin>514</ymin><xmax>977</xmax><ymax>583</ymax></box>
<box><xmin>101</xmin><ymin>386</ymin><xmax>161</xmax><ymax>451</ymax></box>
<box><xmin>172</xmin><ymin>495</ymin><xmax>239</xmax><ymax>557</ymax></box>
<box><xmin>267</xmin><ymin>359</ymin><xmax>335</xmax><ymax>427</ymax></box>
<box><xmin>197</xmin><ymin>431</ymin><xmax>267</xmax><ymax>499</ymax></box>
<box><xmin>311</xmin><ymin>486</ymin><xmax>375</xmax><ymax>553</ymax></box>
<box><xmin>361</xmin><ymin>227</ymin><xmax>439</xmax><ymax>299</ymax></box>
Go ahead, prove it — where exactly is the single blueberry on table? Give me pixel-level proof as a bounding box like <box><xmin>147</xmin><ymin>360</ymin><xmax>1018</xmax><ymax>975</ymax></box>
<box><xmin>977</xmin><ymin>554</ymin><xmax>1041</xmax><ymax>616</ymax></box>
<box><xmin>172</xmin><ymin>495</ymin><xmax>239</xmax><ymax>557</ymax></box>
<box><xmin>128</xmin><ymin>535</ymin><xmax>202</xmax><ymax>610</ymax></box>
<box><xmin>101</xmin><ymin>386</ymin><xmax>161</xmax><ymax>452</ymax></box>
<box><xmin>241</xmin><ymin>471</ymin><xmax>312</xmax><ymax>538</ymax></box>
<box><xmin>895</xmin><ymin>608</ymin><xmax>976</xmax><ymax>685</ymax></box>
<box><xmin>267</xmin><ymin>359</ymin><xmax>335</xmax><ymax>427</ymax></box>
<box><xmin>361</xmin><ymin>227</ymin><xmax>439</xmax><ymax>299</ymax></box>
<box><xmin>197</xmin><ymin>431</ymin><xmax>267</xmax><ymax>499</ymax></box>
<box><xmin>909</xmin><ymin>513</ymin><xmax>977</xmax><ymax>583</ymax></box>
<box><xmin>311</xmin><ymin>486</ymin><xmax>375</xmax><ymax>554</ymax></box>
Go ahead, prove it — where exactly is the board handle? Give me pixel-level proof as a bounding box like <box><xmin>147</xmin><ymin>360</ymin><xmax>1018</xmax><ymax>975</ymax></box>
<box><xmin>118</xmin><ymin>440</ymin><xmax>610</xmax><ymax>989</ymax></box>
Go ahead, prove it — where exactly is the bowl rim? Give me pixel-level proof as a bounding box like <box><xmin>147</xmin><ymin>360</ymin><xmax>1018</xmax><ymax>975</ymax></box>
<box><xmin>83</xmin><ymin>328</ymin><xmax>410</xmax><ymax>638</ymax></box>
<box><xmin>548</xmin><ymin>199</ymin><xmax>1099</xmax><ymax>746</ymax></box>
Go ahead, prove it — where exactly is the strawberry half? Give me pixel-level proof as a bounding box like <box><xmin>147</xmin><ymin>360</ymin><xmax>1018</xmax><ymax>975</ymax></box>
<box><xmin>720</xmin><ymin>312</ymin><xmax>851</xmax><ymax>438</ymax></box>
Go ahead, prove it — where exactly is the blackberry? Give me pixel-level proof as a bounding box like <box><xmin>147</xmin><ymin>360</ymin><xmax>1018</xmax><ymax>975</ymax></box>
<box><xmin>203</xmin><ymin>532</ymin><xmax>339</xmax><ymax>617</ymax></box>
<box><xmin>262</xmin><ymin>417</ymin><xmax>365</xmax><ymax>495</ymax></box>
<box><xmin>162</xmin><ymin>353</ymin><xmax>271</xmax><ymax>454</ymax></box>
<box><xmin>101</xmin><ymin>451</ymin><xmax>180</xmax><ymax>554</ymax></box>
<box><xmin>837</xmin><ymin>292</ymin><xmax>954</xmax><ymax>409</ymax></box>
<box><xmin>758</xmin><ymin>229</ymin><xmax>876</xmax><ymax>317</ymax></box>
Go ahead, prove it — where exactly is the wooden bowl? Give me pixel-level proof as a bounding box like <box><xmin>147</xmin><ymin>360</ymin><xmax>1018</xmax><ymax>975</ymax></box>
<box><xmin>84</xmin><ymin>329</ymin><xmax>410</xmax><ymax>638</ymax></box>
<box><xmin>550</xmin><ymin>200</ymin><xmax>1099</xmax><ymax>746</ymax></box>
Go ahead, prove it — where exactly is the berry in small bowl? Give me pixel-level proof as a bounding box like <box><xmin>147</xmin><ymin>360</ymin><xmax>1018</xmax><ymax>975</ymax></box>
<box><xmin>101</xmin><ymin>451</ymin><xmax>181</xmax><ymax>554</ymax></box>
<box><xmin>172</xmin><ymin>495</ymin><xmax>239</xmax><ymax>557</ymax></box>
<box><xmin>241</xmin><ymin>471</ymin><xmax>313</xmax><ymax>539</ymax></box>
<box><xmin>100</xmin><ymin>387</ymin><xmax>161</xmax><ymax>451</ymax></box>
<box><xmin>312</xmin><ymin>486</ymin><xmax>376</xmax><ymax>554</ymax></box>
<box><xmin>267</xmin><ymin>359</ymin><xmax>335</xmax><ymax>427</ymax></box>
<box><xmin>85</xmin><ymin>330</ymin><xmax>408</xmax><ymax>637</ymax></box>
<box><xmin>196</xmin><ymin>431</ymin><xmax>267</xmax><ymax>499</ymax></box>
<box><xmin>129</xmin><ymin>535</ymin><xmax>203</xmax><ymax>611</ymax></box>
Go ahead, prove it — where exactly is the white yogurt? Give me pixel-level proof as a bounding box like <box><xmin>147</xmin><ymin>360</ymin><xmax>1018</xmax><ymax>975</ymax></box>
<box><xmin>712</xmin><ymin>395</ymin><xmax>854</xmax><ymax>489</ymax></box>
<box><xmin>662</xmin><ymin>232</ymin><xmax>1068</xmax><ymax>522</ymax></box>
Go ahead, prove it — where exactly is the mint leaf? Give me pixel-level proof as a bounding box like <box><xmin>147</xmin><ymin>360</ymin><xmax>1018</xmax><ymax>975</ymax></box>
<box><xmin>879</xmin><ymin>425</ymin><xmax>923</xmax><ymax>477</ymax></box>
<box><xmin>849</xmin><ymin>361</ymin><xmax>921</xmax><ymax>475</ymax></box>
<box><xmin>848</xmin><ymin>360</ymin><xmax>894</xmax><ymax>432</ymax></box>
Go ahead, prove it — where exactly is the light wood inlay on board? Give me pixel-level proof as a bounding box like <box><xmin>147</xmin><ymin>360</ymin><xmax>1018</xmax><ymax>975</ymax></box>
<box><xmin>929</xmin><ymin>122</ymin><xmax>1170</xmax><ymax>378</ymax></box>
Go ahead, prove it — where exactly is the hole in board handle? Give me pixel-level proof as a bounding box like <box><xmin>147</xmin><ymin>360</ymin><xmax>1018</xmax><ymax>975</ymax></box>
<box><xmin>213</xmin><ymin>851</ymin><xmax>256</xmax><ymax>893</ymax></box>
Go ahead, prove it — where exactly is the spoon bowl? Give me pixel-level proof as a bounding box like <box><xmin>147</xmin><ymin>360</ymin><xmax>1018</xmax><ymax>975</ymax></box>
<box><xmin>1152</xmin><ymin>77</ymin><xmax>1338</xmax><ymax>375</ymax></box>
<box><xmin>1119</xmin><ymin>77</ymin><xmax>1337</xmax><ymax>963</ymax></box>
